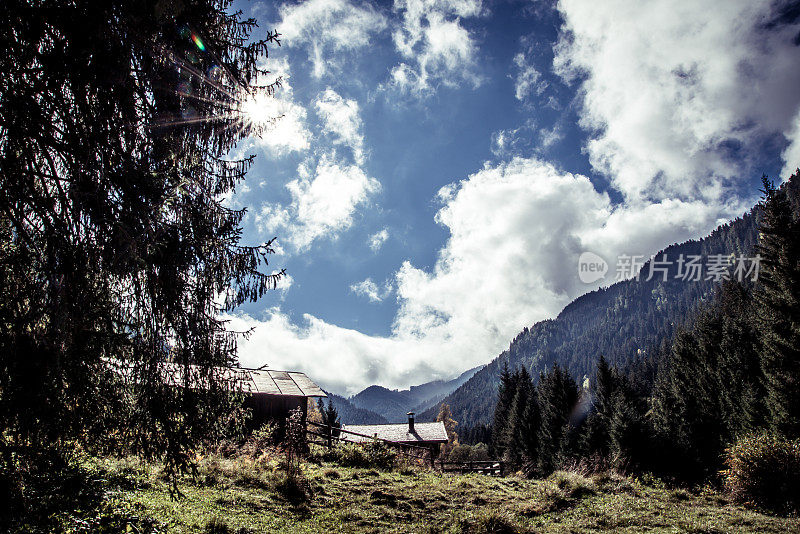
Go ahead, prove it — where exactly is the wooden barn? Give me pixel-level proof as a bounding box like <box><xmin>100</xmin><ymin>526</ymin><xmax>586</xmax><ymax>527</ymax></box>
<box><xmin>236</xmin><ymin>368</ymin><xmax>326</xmax><ymax>428</ymax></box>
<box><xmin>106</xmin><ymin>359</ymin><xmax>326</xmax><ymax>430</ymax></box>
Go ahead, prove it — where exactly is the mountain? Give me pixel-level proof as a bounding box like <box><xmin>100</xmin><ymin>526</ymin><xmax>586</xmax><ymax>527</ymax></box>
<box><xmin>349</xmin><ymin>366</ymin><xmax>482</xmax><ymax>422</ymax></box>
<box><xmin>418</xmin><ymin>205</ymin><xmax>760</xmax><ymax>427</ymax></box>
<box><xmin>323</xmin><ymin>391</ymin><xmax>388</xmax><ymax>425</ymax></box>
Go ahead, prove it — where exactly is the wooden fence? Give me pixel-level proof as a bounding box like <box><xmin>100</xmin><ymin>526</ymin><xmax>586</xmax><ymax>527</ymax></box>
<box><xmin>305</xmin><ymin>420</ymin><xmax>435</xmax><ymax>464</ymax></box>
<box><xmin>437</xmin><ymin>460</ymin><xmax>504</xmax><ymax>477</ymax></box>
<box><xmin>306</xmin><ymin>421</ymin><xmax>504</xmax><ymax>475</ymax></box>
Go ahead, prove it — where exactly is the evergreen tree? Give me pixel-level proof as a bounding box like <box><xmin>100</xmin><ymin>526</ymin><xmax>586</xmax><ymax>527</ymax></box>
<box><xmin>0</xmin><ymin>0</ymin><xmax>284</xmax><ymax>503</ymax></box>
<box><xmin>501</xmin><ymin>367</ymin><xmax>533</xmax><ymax>467</ymax></box>
<box><xmin>517</xmin><ymin>382</ymin><xmax>540</xmax><ymax>472</ymax></box>
<box><xmin>319</xmin><ymin>398</ymin><xmax>341</xmax><ymax>441</ymax></box>
<box><xmin>536</xmin><ymin>364</ymin><xmax>579</xmax><ymax>474</ymax></box>
<box><xmin>755</xmin><ymin>173</ymin><xmax>800</xmax><ymax>437</ymax></box>
<box><xmin>490</xmin><ymin>361</ymin><xmax>516</xmax><ymax>457</ymax></box>
<box><xmin>581</xmin><ymin>355</ymin><xmax>616</xmax><ymax>459</ymax></box>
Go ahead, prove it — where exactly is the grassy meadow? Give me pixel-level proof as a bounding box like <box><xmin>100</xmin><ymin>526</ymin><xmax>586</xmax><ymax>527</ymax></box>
<box><xmin>53</xmin><ymin>446</ymin><xmax>799</xmax><ymax>533</ymax></box>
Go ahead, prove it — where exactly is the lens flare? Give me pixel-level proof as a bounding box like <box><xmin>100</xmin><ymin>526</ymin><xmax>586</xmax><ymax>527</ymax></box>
<box><xmin>191</xmin><ymin>33</ymin><xmax>205</xmax><ymax>52</ymax></box>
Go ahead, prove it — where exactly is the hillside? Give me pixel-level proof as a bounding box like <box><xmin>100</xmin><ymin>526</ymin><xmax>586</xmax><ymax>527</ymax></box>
<box><xmin>77</xmin><ymin>453</ymin><xmax>799</xmax><ymax>533</ymax></box>
<box><xmin>420</xmin><ymin>205</ymin><xmax>760</xmax><ymax>426</ymax></box>
<box><xmin>349</xmin><ymin>366</ymin><xmax>481</xmax><ymax>422</ymax></box>
<box><xmin>324</xmin><ymin>391</ymin><xmax>388</xmax><ymax>425</ymax></box>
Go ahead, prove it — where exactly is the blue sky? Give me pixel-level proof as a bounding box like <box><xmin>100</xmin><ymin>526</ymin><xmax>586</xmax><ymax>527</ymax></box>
<box><xmin>222</xmin><ymin>0</ymin><xmax>800</xmax><ymax>395</ymax></box>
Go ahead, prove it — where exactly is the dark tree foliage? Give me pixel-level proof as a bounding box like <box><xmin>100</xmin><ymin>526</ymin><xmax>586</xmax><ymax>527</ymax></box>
<box><xmin>536</xmin><ymin>364</ymin><xmax>579</xmax><ymax>474</ymax></box>
<box><xmin>490</xmin><ymin>361</ymin><xmax>515</xmax><ymax>456</ymax></box>
<box><xmin>756</xmin><ymin>172</ymin><xmax>800</xmax><ymax>438</ymax></box>
<box><xmin>459</xmin><ymin>423</ymin><xmax>492</xmax><ymax>446</ymax></box>
<box><xmin>500</xmin><ymin>367</ymin><xmax>533</xmax><ymax>467</ymax></box>
<box><xmin>650</xmin><ymin>280</ymin><xmax>763</xmax><ymax>478</ymax></box>
<box><xmin>0</xmin><ymin>0</ymin><xmax>283</xmax><ymax>509</ymax></box>
<box><xmin>318</xmin><ymin>398</ymin><xmax>341</xmax><ymax>441</ymax></box>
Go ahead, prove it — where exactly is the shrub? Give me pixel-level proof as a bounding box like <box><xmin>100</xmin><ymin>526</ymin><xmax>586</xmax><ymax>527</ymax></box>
<box><xmin>318</xmin><ymin>441</ymin><xmax>397</xmax><ymax>470</ymax></box>
<box><xmin>522</xmin><ymin>470</ymin><xmax>597</xmax><ymax>516</ymax></box>
<box><xmin>204</xmin><ymin>517</ymin><xmax>231</xmax><ymax>534</ymax></box>
<box><xmin>460</xmin><ymin>509</ymin><xmax>521</xmax><ymax>533</ymax></box>
<box><xmin>722</xmin><ymin>432</ymin><xmax>800</xmax><ymax>514</ymax></box>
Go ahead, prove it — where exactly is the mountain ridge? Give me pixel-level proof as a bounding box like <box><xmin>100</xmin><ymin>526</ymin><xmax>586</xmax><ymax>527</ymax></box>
<box><xmin>348</xmin><ymin>366</ymin><xmax>482</xmax><ymax>422</ymax></box>
<box><xmin>418</xmin><ymin>204</ymin><xmax>760</xmax><ymax>426</ymax></box>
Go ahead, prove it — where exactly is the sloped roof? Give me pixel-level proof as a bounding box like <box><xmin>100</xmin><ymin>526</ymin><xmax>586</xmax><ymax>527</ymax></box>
<box><xmin>341</xmin><ymin>421</ymin><xmax>448</xmax><ymax>444</ymax></box>
<box><xmin>106</xmin><ymin>359</ymin><xmax>325</xmax><ymax>397</ymax></box>
<box><xmin>239</xmin><ymin>369</ymin><xmax>326</xmax><ymax>397</ymax></box>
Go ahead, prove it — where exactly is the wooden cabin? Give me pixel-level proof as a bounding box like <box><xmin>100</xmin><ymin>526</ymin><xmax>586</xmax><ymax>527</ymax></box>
<box><xmin>341</xmin><ymin>412</ymin><xmax>448</xmax><ymax>459</ymax></box>
<box><xmin>236</xmin><ymin>368</ymin><xmax>326</xmax><ymax>428</ymax></box>
<box><xmin>106</xmin><ymin>359</ymin><xmax>326</xmax><ymax>432</ymax></box>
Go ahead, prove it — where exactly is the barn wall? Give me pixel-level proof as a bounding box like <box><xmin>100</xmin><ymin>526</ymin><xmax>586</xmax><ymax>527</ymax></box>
<box><xmin>244</xmin><ymin>393</ymin><xmax>308</xmax><ymax>436</ymax></box>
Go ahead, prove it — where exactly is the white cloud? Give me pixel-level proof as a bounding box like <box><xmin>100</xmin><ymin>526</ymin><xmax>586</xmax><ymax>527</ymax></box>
<box><xmin>368</xmin><ymin>228</ymin><xmax>389</xmax><ymax>251</ymax></box>
<box><xmin>257</xmin><ymin>155</ymin><xmax>381</xmax><ymax>251</ymax></box>
<box><xmin>234</xmin><ymin>157</ymin><xmax>736</xmax><ymax>394</ymax></box>
<box><xmin>554</xmin><ymin>0</ymin><xmax>800</xmax><ymax>200</ymax></box>
<box><xmin>278</xmin><ymin>0</ymin><xmax>388</xmax><ymax>78</ymax></box>
<box><xmin>513</xmin><ymin>51</ymin><xmax>545</xmax><ymax>101</ymax></box>
<box><xmin>781</xmin><ymin>111</ymin><xmax>800</xmax><ymax>179</ymax></box>
<box><xmin>233</xmin><ymin>57</ymin><xmax>311</xmax><ymax>157</ymax></box>
<box><xmin>350</xmin><ymin>278</ymin><xmax>391</xmax><ymax>302</ymax></box>
<box><xmin>388</xmin><ymin>0</ymin><xmax>484</xmax><ymax>95</ymax></box>
<box><xmin>314</xmin><ymin>88</ymin><xmax>365</xmax><ymax>164</ymax></box>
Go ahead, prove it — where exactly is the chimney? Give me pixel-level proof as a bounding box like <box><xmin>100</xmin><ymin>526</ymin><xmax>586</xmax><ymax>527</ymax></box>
<box><xmin>407</xmin><ymin>412</ymin><xmax>415</xmax><ymax>433</ymax></box>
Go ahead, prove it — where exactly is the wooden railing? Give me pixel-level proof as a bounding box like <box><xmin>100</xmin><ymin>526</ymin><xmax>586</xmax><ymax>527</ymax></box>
<box><xmin>437</xmin><ymin>460</ymin><xmax>504</xmax><ymax>477</ymax></box>
<box><xmin>305</xmin><ymin>421</ymin><xmax>503</xmax><ymax>475</ymax></box>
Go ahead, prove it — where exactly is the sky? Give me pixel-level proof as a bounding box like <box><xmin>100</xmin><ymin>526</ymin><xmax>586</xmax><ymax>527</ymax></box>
<box><xmin>222</xmin><ymin>0</ymin><xmax>800</xmax><ymax>396</ymax></box>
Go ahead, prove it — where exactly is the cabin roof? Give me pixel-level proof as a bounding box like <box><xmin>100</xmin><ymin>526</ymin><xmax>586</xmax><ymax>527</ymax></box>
<box><xmin>240</xmin><ymin>369</ymin><xmax>326</xmax><ymax>397</ymax></box>
<box><xmin>106</xmin><ymin>359</ymin><xmax>326</xmax><ymax>398</ymax></box>
<box><xmin>341</xmin><ymin>421</ymin><xmax>448</xmax><ymax>444</ymax></box>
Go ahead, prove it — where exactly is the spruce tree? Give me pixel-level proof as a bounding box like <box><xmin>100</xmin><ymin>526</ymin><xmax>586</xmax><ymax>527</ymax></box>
<box><xmin>755</xmin><ymin>173</ymin><xmax>800</xmax><ymax>437</ymax></box>
<box><xmin>0</xmin><ymin>0</ymin><xmax>284</xmax><ymax>500</ymax></box>
<box><xmin>502</xmin><ymin>367</ymin><xmax>533</xmax><ymax>467</ymax></box>
<box><xmin>491</xmin><ymin>361</ymin><xmax>516</xmax><ymax>457</ymax></box>
<box><xmin>320</xmin><ymin>399</ymin><xmax>341</xmax><ymax>441</ymax></box>
<box><xmin>536</xmin><ymin>364</ymin><xmax>579</xmax><ymax>474</ymax></box>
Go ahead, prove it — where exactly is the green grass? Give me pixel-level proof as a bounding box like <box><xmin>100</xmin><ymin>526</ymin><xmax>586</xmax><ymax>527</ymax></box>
<box><xmin>76</xmin><ymin>450</ymin><xmax>799</xmax><ymax>533</ymax></box>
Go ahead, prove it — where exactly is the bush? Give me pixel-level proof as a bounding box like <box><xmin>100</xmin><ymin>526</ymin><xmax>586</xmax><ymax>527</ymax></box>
<box><xmin>317</xmin><ymin>441</ymin><xmax>397</xmax><ymax>470</ymax></box>
<box><xmin>722</xmin><ymin>432</ymin><xmax>800</xmax><ymax>514</ymax></box>
<box><xmin>460</xmin><ymin>509</ymin><xmax>522</xmax><ymax>533</ymax></box>
<box><xmin>204</xmin><ymin>517</ymin><xmax>231</xmax><ymax>534</ymax></box>
<box><xmin>447</xmin><ymin>443</ymin><xmax>491</xmax><ymax>463</ymax></box>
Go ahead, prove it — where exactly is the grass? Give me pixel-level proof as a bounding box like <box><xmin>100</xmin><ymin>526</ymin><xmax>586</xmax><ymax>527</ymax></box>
<box><xmin>64</xmin><ymin>449</ymin><xmax>799</xmax><ymax>533</ymax></box>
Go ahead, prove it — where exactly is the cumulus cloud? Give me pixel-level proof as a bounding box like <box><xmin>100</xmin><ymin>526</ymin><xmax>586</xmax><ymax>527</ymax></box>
<box><xmin>368</xmin><ymin>228</ymin><xmax>389</xmax><ymax>251</ymax></box>
<box><xmin>554</xmin><ymin>0</ymin><xmax>800</xmax><ymax>200</ymax></box>
<box><xmin>235</xmin><ymin>157</ymin><xmax>734</xmax><ymax>394</ymax></box>
<box><xmin>256</xmin><ymin>155</ymin><xmax>381</xmax><ymax>251</ymax></box>
<box><xmin>278</xmin><ymin>0</ymin><xmax>388</xmax><ymax>78</ymax></box>
<box><xmin>314</xmin><ymin>88</ymin><xmax>365</xmax><ymax>164</ymax></box>
<box><xmin>782</xmin><ymin>112</ymin><xmax>800</xmax><ymax>178</ymax></box>
<box><xmin>388</xmin><ymin>0</ymin><xmax>484</xmax><ymax>94</ymax></box>
<box><xmin>241</xmin><ymin>57</ymin><xmax>311</xmax><ymax>156</ymax></box>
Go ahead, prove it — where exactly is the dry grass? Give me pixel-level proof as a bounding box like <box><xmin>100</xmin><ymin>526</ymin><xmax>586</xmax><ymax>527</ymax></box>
<box><xmin>77</xmin><ymin>451</ymin><xmax>800</xmax><ymax>534</ymax></box>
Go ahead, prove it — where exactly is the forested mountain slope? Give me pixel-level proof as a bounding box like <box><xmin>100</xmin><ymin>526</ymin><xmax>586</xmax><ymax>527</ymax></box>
<box><xmin>323</xmin><ymin>392</ymin><xmax>388</xmax><ymax>425</ymax></box>
<box><xmin>420</xmin><ymin>205</ymin><xmax>760</xmax><ymax>426</ymax></box>
<box><xmin>348</xmin><ymin>366</ymin><xmax>482</xmax><ymax>422</ymax></box>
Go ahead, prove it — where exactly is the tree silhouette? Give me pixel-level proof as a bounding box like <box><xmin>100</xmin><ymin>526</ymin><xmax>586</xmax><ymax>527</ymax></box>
<box><xmin>0</xmin><ymin>0</ymin><xmax>284</xmax><ymax>503</ymax></box>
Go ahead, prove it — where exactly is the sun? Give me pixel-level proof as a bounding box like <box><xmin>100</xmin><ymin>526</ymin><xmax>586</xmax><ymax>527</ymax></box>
<box><xmin>240</xmin><ymin>91</ymin><xmax>280</xmax><ymax>130</ymax></box>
